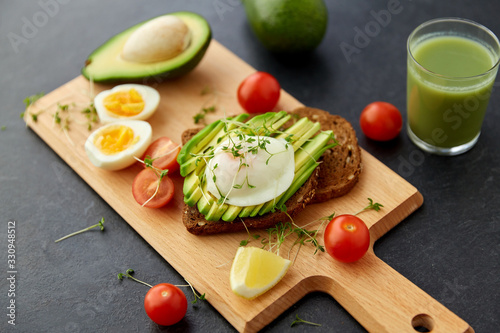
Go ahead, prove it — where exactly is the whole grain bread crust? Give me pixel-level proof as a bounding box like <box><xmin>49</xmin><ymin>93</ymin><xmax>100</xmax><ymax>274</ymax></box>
<box><xmin>288</xmin><ymin>107</ymin><xmax>362</xmax><ymax>202</ymax></box>
<box><xmin>180</xmin><ymin>107</ymin><xmax>362</xmax><ymax>235</ymax></box>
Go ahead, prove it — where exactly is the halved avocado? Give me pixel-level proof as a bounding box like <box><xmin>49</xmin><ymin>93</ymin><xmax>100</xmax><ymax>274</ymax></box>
<box><xmin>82</xmin><ymin>12</ymin><xmax>212</xmax><ymax>83</ymax></box>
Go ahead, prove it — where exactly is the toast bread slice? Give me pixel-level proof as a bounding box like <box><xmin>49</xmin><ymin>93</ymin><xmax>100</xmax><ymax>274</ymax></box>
<box><xmin>288</xmin><ymin>107</ymin><xmax>362</xmax><ymax>202</ymax></box>
<box><xmin>180</xmin><ymin>107</ymin><xmax>361</xmax><ymax>235</ymax></box>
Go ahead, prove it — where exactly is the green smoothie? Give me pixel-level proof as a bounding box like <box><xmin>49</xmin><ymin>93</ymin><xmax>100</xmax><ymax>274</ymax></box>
<box><xmin>407</xmin><ymin>35</ymin><xmax>497</xmax><ymax>148</ymax></box>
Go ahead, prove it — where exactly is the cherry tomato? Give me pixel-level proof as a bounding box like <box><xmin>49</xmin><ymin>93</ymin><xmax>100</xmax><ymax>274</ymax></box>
<box><xmin>144</xmin><ymin>283</ymin><xmax>187</xmax><ymax>326</ymax></box>
<box><xmin>142</xmin><ymin>137</ymin><xmax>180</xmax><ymax>172</ymax></box>
<box><xmin>132</xmin><ymin>168</ymin><xmax>175</xmax><ymax>208</ymax></box>
<box><xmin>237</xmin><ymin>71</ymin><xmax>281</xmax><ymax>114</ymax></box>
<box><xmin>359</xmin><ymin>101</ymin><xmax>403</xmax><ymax>141</ymax></box>
<box><xmin>324</xmin><ymin>214</ymin><xmax>370</xmax><ymax>263</ymax></box>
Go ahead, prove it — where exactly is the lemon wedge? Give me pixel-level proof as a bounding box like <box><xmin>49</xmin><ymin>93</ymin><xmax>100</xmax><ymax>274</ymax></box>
<box><xmin>230</xmin><ymin>246</ymin><xmax>291</xmax><ymax>299</ymax></box>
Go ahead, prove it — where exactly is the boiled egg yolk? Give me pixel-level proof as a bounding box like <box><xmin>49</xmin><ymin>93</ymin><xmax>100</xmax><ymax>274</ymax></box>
<box><xmin>93</xmin><ymin>124</ymin><xmax>139</xmax><ymax>155</ymax></box>
<box><xmin>94</xmin><ymin>84</ymin><xmax>160</xmax><ymax>123</ymax></box>
<box><xmin>85</xmin><ymin>120</ymin><xmax>152</xmax><ymax>171</ymax></box>
<box><xmin>103</xmin><ymin>89</ymin><xmax>145</xmax><ymax>117</ymax></box>
<box><xmin>205</xmin><ymin>135</ymin><xmax>295</xmax><ymax>207</ymax></box>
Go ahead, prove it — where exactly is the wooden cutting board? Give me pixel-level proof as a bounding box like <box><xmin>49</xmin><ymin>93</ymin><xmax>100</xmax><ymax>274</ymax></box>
<box><xmin>25</xmin><ymin>40</ymin><xmax>472</xmax><ymax>333</ymax></box>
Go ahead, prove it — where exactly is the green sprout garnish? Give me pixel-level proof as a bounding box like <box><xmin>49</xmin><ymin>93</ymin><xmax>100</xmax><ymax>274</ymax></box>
<box><xmin>118</xmin><ymin>269</ymin><xmax>206</xmax><ymax>304</ymax></box>
<box><xmin>291</xmin><ymin>314</ymin><xmax>321</xmax><ymax>327</ymax></box>
<box><xmin>54</xmin><ymin>217</ymin><xmax>105</xmax><ymax>243</ymax></box>
<box><xmin>355</xmin><ymin>198</ymin><xmax>384</xmax><ymax>215</ymax></box>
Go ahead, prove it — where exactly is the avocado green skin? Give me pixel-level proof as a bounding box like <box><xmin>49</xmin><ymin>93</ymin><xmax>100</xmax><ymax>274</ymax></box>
<box><xmin>81</xmin><ymin>12</ymin><xmax>212</xmax><ymax>83</ymax></box>
<box><xmin>242</xmin><ymin>0</ymin><xmax>328</xmax><ymax>53</ymax></box>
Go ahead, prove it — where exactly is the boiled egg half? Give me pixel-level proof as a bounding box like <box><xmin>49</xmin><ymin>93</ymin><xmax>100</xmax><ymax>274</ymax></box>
<box><xmin>94</xmin><ymin>84</ymin><xmax>160</xmax><ymax>123</ymax></box>
<box><xmin>85</xmin><ymin>120</ymin><xmax>152</xmax><ymax>171</ymax></box>
<box><xmin>205</xmin><ymin>135</ymin><xmax>295</xmax><ymax>206</ymax></box>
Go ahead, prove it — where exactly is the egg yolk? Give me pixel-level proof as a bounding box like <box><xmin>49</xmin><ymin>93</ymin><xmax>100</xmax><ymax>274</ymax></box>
<box><xmin>103</xmin><ymin>89</ymin><xmax>145</xmax><ymax>117</ymax></box>
<box><xmin>93</xmin><ymin>125</ymin><xmax>139</xmax><ymax>155</ymax></box>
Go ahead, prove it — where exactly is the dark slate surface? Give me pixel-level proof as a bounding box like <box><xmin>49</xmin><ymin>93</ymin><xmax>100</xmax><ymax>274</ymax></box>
<box><xmin>1</xmin><ymin>0</ymin><xmax>499</xmax><ymax>332</ymax></box>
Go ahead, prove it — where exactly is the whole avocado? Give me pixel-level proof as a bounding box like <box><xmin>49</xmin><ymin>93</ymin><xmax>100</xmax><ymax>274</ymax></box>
<box><xmin>243</xmin><ymin>0</ymin><xmax>328</xmax><ymax>53</ymax></box>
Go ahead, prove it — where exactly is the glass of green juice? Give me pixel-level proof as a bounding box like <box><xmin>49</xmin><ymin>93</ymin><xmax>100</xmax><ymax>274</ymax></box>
<box><xmin>407</xmin><ymin>18</ymin><xmax>500</xmax><ymax>155</ymax></box>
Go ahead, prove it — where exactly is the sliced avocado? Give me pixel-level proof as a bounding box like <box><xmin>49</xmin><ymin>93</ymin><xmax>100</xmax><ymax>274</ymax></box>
<box><xmin>246</xmin><ymin>111</ymin><xmax>288</xmax><ymax>132</ymax></box>
<box><xmin>276</xmin><ymin>163</ymin><xmax>318</xmax><ymax>208</ymax></box>
<box><xmin>258</xmin><ymin>193</ymin><xmax>285</xmax><ymax>216</ymax></box>
<box><xmin>184</xmin><ymin>186</ymin><xmax>202</xmax><ymax>207</ymax></box>
<box><xmin>179</xmin><ymin>114</ymin><xmax>250</xmax><ymax>176</ymax></box>
<box><xmin>235</xmin><ymin>203</ymin><xmax>264</xmax><ymax>218</ymax></box>
<box><xmin>82</xmin><ymin>12</ymin><xmax>211</xmax><ymax>83</ymax></box>
<box><xmin>178</xmin><ymin>119</ymin><xmax>223</xmax><ymax>165</ymax></box>
<box><xmin>249</xmin><ymin>203</ymin><xmax>265</xmax><ymax>217</ymax></box>
<box><xmin>222</xmin><ymin>205</ymin><xmax>242</xmax><ymax>222</ymax></box>
<box><xmin>183</xmin><ymin>173</ymin><xmax>198</xmax><ymax>196</ymax></box>
<box><xmin>238</xmin><ymin>205</ymin><xmax>255</xmax><ymax>218</ymax></box>
<box><xmin>275</xmin><ymin>117</ymin><xmax>309</xmax><ymax>138</ymax></box>
<box><xmin>292</xmin><ymin>122</ymin><xmax>321</xmax><ymax>151</ymax></box>
<box><xmin>294</xmin><ymin>130</ymin><xmax>334</xmax><ymax>172</ymax></box>
<box><xmin>206</xmin><ymin>201</ymin><xmax>229</xmax><ymax>221</ymax></box>
<box><xmin>183</xmin><ymin>173</ymin><xmax>202</xmax><ymax>206</ymax></box>
<box><xmin>197</xmin><ymin>191</ymin><xmax>214</xmax><ymax>216</ymax></box>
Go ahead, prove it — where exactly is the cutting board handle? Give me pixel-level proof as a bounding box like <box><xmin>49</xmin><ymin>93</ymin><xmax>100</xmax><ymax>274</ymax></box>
<box><xmin>316</xmin><ymin>251</ymin><xmax>474</xmax><ymax>333</ymax></box>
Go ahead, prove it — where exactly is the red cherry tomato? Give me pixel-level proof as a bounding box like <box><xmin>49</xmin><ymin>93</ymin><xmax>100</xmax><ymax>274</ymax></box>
<box><xmin>144</xmin><ymin>283</ymin><xmax>187</xmax><ymax>326</ymax></box>
<box><xmin>132</xmin><ymin>168</ymin><xmax>175</xmax><ymax>208</ymax></box>
<box><xmin>237</xmin><ymin>71</ymin><xmax>281</xmax><ymax>114</ymax></box>
<box><xmin>359</xmin><ymin>101</ymin><xmax>403</xmax><ymax>141</ymax></box>
<box><xmin>324</xmin><ymin>214</ymin><xmax>370</xmax><ymax>263</ymax></box>
<box><xmin>142</xmin><ymin>137</ymin><xmax>180</xmax><ymax>172</ymax></box>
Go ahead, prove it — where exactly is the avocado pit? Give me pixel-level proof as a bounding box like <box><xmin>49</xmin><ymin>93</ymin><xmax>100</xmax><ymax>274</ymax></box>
<box><xmin>121</xmin><ymin>15</ymin><xmax>191</xmax><ymax>63</ymax></box>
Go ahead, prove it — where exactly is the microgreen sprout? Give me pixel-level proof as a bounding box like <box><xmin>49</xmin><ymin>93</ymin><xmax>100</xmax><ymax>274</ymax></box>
<box><xmin>21</xmin><ymin>92</ymin><xmax>45</xmax><ymax>121</ymax></box>
<box><xmin>179</xmin><ymin>279</ymin><xmax>206</xmax><ymax>304</ymax></box>
<box><xmin>193</xmin><ymin>105</ymin><xmax>216</xmax><ymax>124</ymax></box>
<box><xmin>260</xmin><ymin>220</ymin><xmax>324</xmax><ymax>262</ymax></box>
<box><xmin>23</xmin><ymin>92</ymin><xmax>45</xmax><ymax>109</ymax></box>
<box><xmin>118</xmin><ymin>269</ymin><xmax>206</xmax><ymax>304</ymax></box>
<box><xmin>133</xmin><ymin>156</ymin><xmax>171</xmax><ymax>207</ymax></box>
<box><xmin>147</xmin><ymin>169</ymin><xmax>169</xmax><ymax>207</ymax></box>
<box><xmin>290</xmin><ymin>314</ymin><xmax>321</xmax><ymax>327</ymax></box>
<box><xmin>54</xmin><ymin>217</ymin><xmax>105</xmax><ymax>243</ymax></box>
<box><xmin>194</xmin><ymin>85</ymin><xmax>231</xmax><ymax>124</ymax></box>
<box><xmin>118</xmin><ymin>269</ymin><xmax>153</xmax><ymax>288</ymax></box>
<box><xmin>200</xmin><ymin>85</ymin><xmax>212</xmax><ymax>95</ymax></box>
<box><xmin>53</xmin><ymin>111</ymin><xmax>62</xmax><ymax>124</ymax></box>
<box><xmin>355</xmin><ymin>198</ymin><xmax>384</xmax><ymax>216</ymax></box>
<box><xmin>239</xmin><ymin>221</ymin><xmax>261</xmax><ymax>247</ymax></box>
<box><xmin>81</xmin><ymin>103</ymin><xmax>99</xmax><ymax>130</ymax></box>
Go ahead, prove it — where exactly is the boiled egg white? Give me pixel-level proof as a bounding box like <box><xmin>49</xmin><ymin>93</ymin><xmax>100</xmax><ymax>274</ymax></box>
<box><xmin>94</xmin><ymin>84</ymin><xmax>160</xmax><ymax>123</ymax></box>
<box><xmin>204</xmin><ymin>135</ymin><xmax>295</xmax><ymax>207</ymax></box>
<box><xmin>85</xmin><ymin>120</ymin><xmax>152</xmax><ymax>171</ymax></box>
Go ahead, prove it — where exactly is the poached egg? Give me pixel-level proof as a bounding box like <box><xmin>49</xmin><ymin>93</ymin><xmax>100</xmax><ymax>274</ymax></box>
<box><xmin>205</xmin><ymin>135</ymin><xmax>295</xmax><ymax>207</ymax></box>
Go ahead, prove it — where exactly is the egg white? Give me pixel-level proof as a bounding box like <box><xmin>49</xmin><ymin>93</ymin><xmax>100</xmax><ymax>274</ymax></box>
<box><xmin>84</xmin><ymin>120</ymin><xmax>152</xmax><ymax>171</ymax></box>
<box><xmin>94</xmin><ymin>84</ymin><xmax>160</xmax><ymax>123</ymax></box>
<box><xmin>205</xmin><ymin>136</ymin><xmax>295</xmax><ymax>207</ymax></box>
